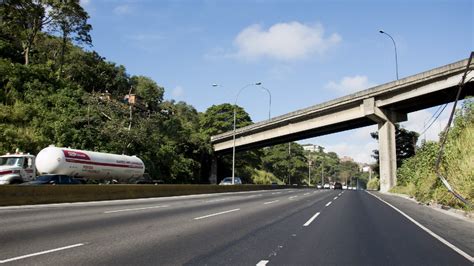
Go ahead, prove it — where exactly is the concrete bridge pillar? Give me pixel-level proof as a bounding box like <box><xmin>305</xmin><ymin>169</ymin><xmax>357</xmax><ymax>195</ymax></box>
<box><xmin>377</xmin><ymin>117</ymin><xmax>397</xmax><ymax>192</ymax></box>
<box><xmin>363</xmin><ymin>98</ymin><xmax>407</xmax><ymax>192</ymax></box>
<box><xmin>209</xmin><ymin>155</ymin><xmax>217</xmax><ymax>184</ymax></box>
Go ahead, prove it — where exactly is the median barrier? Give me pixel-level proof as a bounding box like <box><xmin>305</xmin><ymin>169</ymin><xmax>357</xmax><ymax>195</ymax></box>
<box><xmin>0</xmin><ymin>184</ymin><xmax>287</xmax><ymax>206</ymax></box>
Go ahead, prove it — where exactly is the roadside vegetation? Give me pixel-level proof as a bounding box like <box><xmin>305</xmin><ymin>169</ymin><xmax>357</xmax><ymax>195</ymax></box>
<box><xmin>392</xmin><ymin>100</ymin><xmax>473</xmax><ymax>209</ymax></box>
<box><xmin>0</xmin><ymin>1</ymin><xmax>367</xmax><ymax>185</ymax></box>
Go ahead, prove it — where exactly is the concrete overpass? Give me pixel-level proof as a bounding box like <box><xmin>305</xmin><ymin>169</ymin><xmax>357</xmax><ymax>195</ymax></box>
<box><xmin>210</xmin><ymin>57</ymin><xmax>474</xmax><ymax>191</ymax></box>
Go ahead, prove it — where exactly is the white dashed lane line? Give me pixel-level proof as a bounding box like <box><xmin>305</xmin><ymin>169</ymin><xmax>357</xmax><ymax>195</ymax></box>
<box><xmin>289</xmin><ymin>196</ymin><xmax>298</xmax><ymax>200</ymax></box>
<box><xmin>193</xmin><ymin>209</ymin><xmax>240</xmax><ymax>220</ymax></box>
<box><xmin>325</xmin><ymin>201</ymin><xmax>332</xmax><ymax>207</ymax></box>
<box><xmin>303</xmin><ymin>212</ymin><xmax>321</xmax><ymax>227</ymax></box>
<box><xmin>264</xmin><ymin>200</ymin><xmax>279</xmax><ymax>205</ymax></box>
<box><xmin>256</xmin><ymin>260</ymin><xmax>269</xmax><ymax>266</ymax></box>
<box><xmin>104</xmin><ymin>205</ymin><xmax>169</xmax><ymax>214</ymax></box>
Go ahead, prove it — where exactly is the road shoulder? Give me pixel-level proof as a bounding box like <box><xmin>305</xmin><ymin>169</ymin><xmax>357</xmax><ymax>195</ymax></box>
<box><xmin>371</xmin><ymin>191</ymin><xmax>474</xmax><ymax>258</ymax></box>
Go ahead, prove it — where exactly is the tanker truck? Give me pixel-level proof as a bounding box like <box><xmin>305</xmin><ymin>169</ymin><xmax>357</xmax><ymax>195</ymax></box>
<box><xmin>0</xmin><ymin>146</ymin><xmax>145</xmax><ymax>184</ymax></box>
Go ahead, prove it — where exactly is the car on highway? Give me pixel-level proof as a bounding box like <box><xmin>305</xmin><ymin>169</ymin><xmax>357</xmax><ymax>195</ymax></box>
<box><xmin>219</xmin><ymin>177</ymin><xmax>242</xmax><ymax>185</ymax></box>
<box><xmin>21</xmin><ymin>175</ymin><xmax>82</xmax><ymax>185</ymax></box>
<box><xmin>334</xmin><ymin>182</ymin><xmax>343</xmax><ymax>189</ymax></box>
<box><xmin>323</xmin><ymin>183</ymin><xmax>330</xmax><ymax>189</ymax></box>
<box><xmin>316</xmin><ymin>184</ymin><xmax>322</xmax><ymax>189</ymax></box>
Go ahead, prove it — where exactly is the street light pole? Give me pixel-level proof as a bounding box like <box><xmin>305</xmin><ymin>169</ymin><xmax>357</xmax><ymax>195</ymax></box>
<box><xmin>213</xmin><ymin>82</ymin><xmax>270</xmax><ymax>185</ymax></box>
<box><xmin>231</xmin><ymin>82</ymin><xmax>262</xmax><ymax>184</ymax></box>
<box><xmin>379</xmin><ymin>30</ymin><xmax>399</xmax><ymax>80</ymax></box>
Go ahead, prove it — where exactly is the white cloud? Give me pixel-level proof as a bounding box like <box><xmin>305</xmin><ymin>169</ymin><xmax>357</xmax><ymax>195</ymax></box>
<box><xmin>172</xmin><ymin>86</ymin><xmax>185</xmax><ymax>98</ymax></box>
<box><xmin>114</xmin><ymin>5</ymin><xmax>132</xmax><ymax>15</ymax></box>
<box><xmin>325</xmin><ymin>75</ymin><xmax>376</xmax><ymax>95</ymax></box>
<box><xmin>233</xmin><ymin>22</ymin><xmax>341</xmax><ymax>61</ymax></box>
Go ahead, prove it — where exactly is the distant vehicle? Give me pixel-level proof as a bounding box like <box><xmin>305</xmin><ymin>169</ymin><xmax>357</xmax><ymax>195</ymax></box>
<box><xmin>334</xmin><ymin>182</ymin><xmax>343</xmax><ymax>190</ymax></box>
<box><xmin>323</xmin><ymin>184</ymin><xmax>330</xmax><ymax>189</ymax></box>
<box><xmin>21</xmin><ymin>175</ymin><xmax>81</xmax><ymax>185</ymax></box>
<box><xmin>219</xmin><ymin>177</ymin><xmax>242</xmax><ymax>185</ymax></box>
<box><xmin>317</xmin><ymin>184</ymin><xmax>322</xmax><ymax>189</ymax></box>
<box><xmin>342</xmin><ymin>185</ymin><xmax>348</xmax><ymax>189</ymax></box>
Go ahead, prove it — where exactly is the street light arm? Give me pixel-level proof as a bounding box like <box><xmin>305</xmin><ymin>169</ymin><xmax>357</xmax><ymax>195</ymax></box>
<box><xmin>379</xmin><ymin>30</ymin><xmax>399</xmax><ymax>80</ymax></box>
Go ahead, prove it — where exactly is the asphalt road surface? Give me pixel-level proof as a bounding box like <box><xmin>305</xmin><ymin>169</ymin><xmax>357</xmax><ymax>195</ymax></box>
<box><xmin>0</xmin><ymin>189</ymin><xmax>472</xmax><ymax>265</ymax></box>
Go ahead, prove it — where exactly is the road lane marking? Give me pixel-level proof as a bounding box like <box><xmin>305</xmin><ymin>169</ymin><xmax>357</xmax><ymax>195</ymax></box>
<box><xmin>272</xmin><ymin>192</ymin><xmax>281</xmax><ymax>195</ymax></box>
<box><xmin>194</xmin><ymin>209</ymin><xmax>240</xmax><ymax>220</ymax></box>
<box><xmin>256</xmin><ymin>260</ymin><xmax>269</xmax><ymax>266</ymax></box>
<box><xmin>303</xmin><ymin>212</ymin><xmax>321</xmax><ymax>227</ymax></box>
<box><xmin>334</xmin><ymin>196</ymin><xmax>338</xmax><ymax>200</ymax></box>
<box><xmin>289</xmin><ymin>196</ymin><xmax>298</xmax><ymax>200</ymax></box>
<box><xmin>304</xmin><ymin>193</ymin><xmax>310</xmax><ymax>196</ymax></box>
<box><xmin>264</xmin><ymin>200</ymin><xmax>279</xmax><ymax>205</ymax></box>
<box><xmin>0</xmin><ymin>243</ymin><xmax>85</xmax><ymax>264</ymax></box>
<box><xmin>325</xmin><ymin>201</ymin><xmax>332</xmax><ymax>207</ymax></box>
<box><xmin>205</xmin><ymin>198</ymin><xmax>230</xmax><ymax>203</ymax></box>
<box><xmin>367</xmin><ymin>192</ymin><xmax>474</xmax><ymax>263</ymax></box>
<box><xmin>104</xmin><ymin>205</ymin><xmax>168</xmax><ymax>214</ymax></box>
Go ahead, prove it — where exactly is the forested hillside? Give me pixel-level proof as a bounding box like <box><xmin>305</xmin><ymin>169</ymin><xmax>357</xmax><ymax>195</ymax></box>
<box><xmin>0</xmin><ymin>0</ymin><xmax>365</xmax><ymax>184</ymax></box>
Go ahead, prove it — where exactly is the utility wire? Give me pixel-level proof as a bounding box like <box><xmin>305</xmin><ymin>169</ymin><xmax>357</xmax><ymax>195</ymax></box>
<box><xmin>434</xmin><ymin>52</ymin><xmax>473</xmax><ymax>208</ymax></box>
<box><xmin>419</xmin><ymin>103</ymin><xmax>448</xmax><ymax>137</ymax></box>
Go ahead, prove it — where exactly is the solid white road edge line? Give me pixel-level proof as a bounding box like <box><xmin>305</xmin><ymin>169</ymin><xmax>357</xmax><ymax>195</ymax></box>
<box><xmin>104</xmin><ymin>205</ymin><xmax>169</xmax><ymax>214</ymax></box>
<box><xmin>325</xmin><ymin>201</ymin><xmax>332</xmax><ymax>207</ymax></box>
<box><xmin>194</xmin><ymin>209</ymin><xmax>240</xmax><ymax>220</ymax></box>
<box><xmin>256</xmin><ymin>260</ymin><xmax>269</xmax><ymax>266</ymax></box>
<box><xmin>303</xmin><ymin>212</ymin><xmax>321</xmax><ymax>227</ymax></box>
<box><xmin>367</xmin><ymin>191</ymin><xmax>474</xmax><ymax>263</ymax></box>
<box><xmin>264</xmin><ymin>200</ymin><xmax>279</xmax><ymax>205</ymax></box>
<box><xmin>0</xmin><ymin>243</ymin><xmax>85</xmax><ymax>264</ymax></box>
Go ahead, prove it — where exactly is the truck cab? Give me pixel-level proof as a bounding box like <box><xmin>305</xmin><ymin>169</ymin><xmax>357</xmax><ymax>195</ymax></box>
<box><xmin>0</xmin><ymin>153</ymin><xmax>36</xmax><ymax>184</ymax></box>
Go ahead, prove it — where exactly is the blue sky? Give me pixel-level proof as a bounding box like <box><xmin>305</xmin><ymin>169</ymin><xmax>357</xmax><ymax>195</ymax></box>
<box><xmin>79</xmin><ymin>0</ymin><xmax>473</xmax><ymax>163</ymax></box>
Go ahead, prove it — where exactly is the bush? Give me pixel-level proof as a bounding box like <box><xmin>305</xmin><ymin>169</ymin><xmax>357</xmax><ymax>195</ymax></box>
<box><xmin>395</xmin><ymin>99</ymin><xmax>473</xmax><ymax>209</ymax></box>
<box><xmin>367</xmin><ymin>178</ymin><xmax>380</xmax><ymax>190</ymax></box>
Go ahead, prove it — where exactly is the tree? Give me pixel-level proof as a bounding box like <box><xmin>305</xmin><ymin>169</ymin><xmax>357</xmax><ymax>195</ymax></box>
<box><xmin>199</xmin><ymin>103</ymin><xmax>252</xmax><ymax>136</ymax></box>
<box><xmin>262</xmin><ymin>143</ymin><xmax>307</xmax><ymax>185</ymax></box>
<box><xmin>0</xmin><ymin>0</ymin><xmax>51</xmax><ymax>65</ymax></box>
<box><xmin>199</xmin><ymin>104</ymin><xmax>261</xmax><ymax>183</ymax></box>
<box><xmin>47</xmin><ymin>0</ymin><xmax>92</xmax><ymax>77</ymax></box>
<box><xmin>130</xmin><ymin>75</ymin><xmax>164</xmax><ymax>111</ymax></box>
<box><xmin>371</xmin><ymin>124</ymin><xmax>419</xmax><ymax>172</ymax></box>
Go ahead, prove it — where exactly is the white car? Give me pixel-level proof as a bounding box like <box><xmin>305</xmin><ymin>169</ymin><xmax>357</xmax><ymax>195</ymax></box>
<box><xmin>219</xmin><ymin>177</ymin><xmax>242</xmax><ymax>185</ymax></box>
<box><xmin>323</xmin><ymin>184</ymin><xmax>330</xmax><ymax>189</ymax></box>
<box><xmin>317</xmin><ymin>184</ymin><xmax>322</xmax><ymax>189</ymax></box>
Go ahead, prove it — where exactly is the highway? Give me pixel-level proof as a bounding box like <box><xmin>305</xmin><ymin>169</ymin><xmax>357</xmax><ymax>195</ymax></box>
<box><xmin>0</xmin><ymin>189</ymin><xmax>472</xmax><ymax>265</ymax></box>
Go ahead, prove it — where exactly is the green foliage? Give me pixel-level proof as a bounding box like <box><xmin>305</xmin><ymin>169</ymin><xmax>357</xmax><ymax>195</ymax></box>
<box><xmin>371</xmin><ymin>124</ymin><xmax>419</xmax><ymax>173</ymax></box>
<box><xmin>251</xmin><ymin>169</ymin><xmax>284</xmax><ymax>185</ymax></box>
<box><xmin>394</xmin><ymin>99</ymin><xmax>473</xmax><ymax>209</ymax></box>
<box><xmin>367</xmin><ymin>178</ymin><xmax>380</xmax><ymax>190</ymax></box>
<box><xmin>261</xmin><ymin>143</ymin><xmax>308</xmax><ymax>185</ymax></box>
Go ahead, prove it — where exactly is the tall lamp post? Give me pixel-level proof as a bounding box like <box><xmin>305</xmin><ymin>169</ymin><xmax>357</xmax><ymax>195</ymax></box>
<box><xmin>213</xmin><ymin>82</ymin><xmax>271</xmax><ymax>184</ymax></box>
<box><xmin>379</xmin><ymin>30</ymin><xmax>399</xmax><ymax>80</ymax></box>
